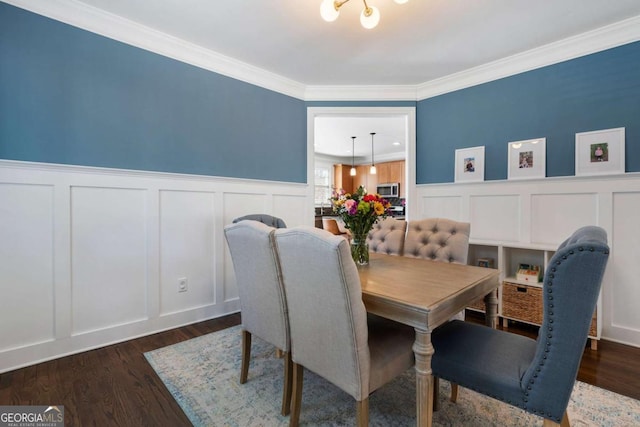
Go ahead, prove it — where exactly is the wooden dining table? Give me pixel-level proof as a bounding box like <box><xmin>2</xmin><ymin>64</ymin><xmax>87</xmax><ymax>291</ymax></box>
<box><xmin>358</xmin><ymin>252</ymin><xmax>500</xmax><ymax>427</ymax></box>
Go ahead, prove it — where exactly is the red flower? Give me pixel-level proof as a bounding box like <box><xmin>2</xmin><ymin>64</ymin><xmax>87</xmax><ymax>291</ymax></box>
<box><xmin>363</xmin><ymin>194</ymin><xmax>378</xmax><ymax>202</ymax></box>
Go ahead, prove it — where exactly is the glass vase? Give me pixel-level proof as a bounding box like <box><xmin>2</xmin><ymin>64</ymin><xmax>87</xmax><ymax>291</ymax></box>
<box><xmin>351</xmin><ymin>234</ymin><xmax>370</xmax><ymax>266</ymax></box>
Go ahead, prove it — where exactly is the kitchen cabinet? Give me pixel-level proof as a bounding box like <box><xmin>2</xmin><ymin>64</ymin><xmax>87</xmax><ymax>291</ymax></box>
<box><xmin>333</xmin><ymin>164</ymin><xmax>353</xmax><ymax>193</ymax></box>
<box><xmin>375</xmin><ymin>160</ymin><xmax>405</xmax><ymax>197</ymax></box>
<box><xmin>337</xmin><ymin>160</ymin><xmax>404</xmax><ymax>195</ymax></box>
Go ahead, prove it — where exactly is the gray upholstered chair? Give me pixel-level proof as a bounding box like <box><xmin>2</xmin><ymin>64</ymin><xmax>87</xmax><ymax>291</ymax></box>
<box><xmin>404</xmin><ymin>217</ymin><xmax>470</xmax><ymax>264</ymax></box>
<box><xmin>232</xmin><ymin>213</ymin><xmax>287</xmax><ymax>228</ymax></box>
<box><xmin>274</xmin><ymin>226</ymin><xmax>415</xmax><ymax>426</ymax></box>
<box><xmin>366</xmin><ymin>217</ymin><xmax>407</xmax><ymax>256</ymax></box>
<box><xmin>223</xmin><ymin>220</ymin><xmax>292</xmax><ymax>416</ymax></box>
<box><xmin>431</xmin><ymin>226</ymin><xmax>609</xmax><ymax>427</ymax></box>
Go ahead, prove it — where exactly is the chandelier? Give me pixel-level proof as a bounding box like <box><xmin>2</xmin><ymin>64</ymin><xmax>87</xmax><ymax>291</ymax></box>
<box><xmin>320</xmin><ymin>0</ymin><xmax>409</xmax><ymax>30</ymax></box>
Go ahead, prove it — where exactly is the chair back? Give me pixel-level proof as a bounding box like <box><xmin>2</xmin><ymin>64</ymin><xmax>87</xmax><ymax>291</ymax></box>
<box><xmin>224</xmin><ymin>220</ymin><xmax>289</xmax><ymax>351</ymax></box>
<box><xmin>233</xmin><ymin>214</ymin><xmax>287</xmax><ymax>228</ymax></box>
<box><xmin>274</xmin><ymin>226</ymin><xmax>370</xmax><ymax>400</ymax></box>
<box><xmin>521</xmin><ymin>226</ymin><xmax>609</xmax><ymax>419</ymax></box>
<box><xmin>322</xmin><ymin>217</ymin><xmax>345</xmax><ymax>235</ymax></box>
<box><xmin>367</xmin><ymin>217</ymin><xmax>407</xmax><ymax>255</ymax></box>
<box><xmin>404</xmin><ymin>218</ymin><xmax>470</xmax><ymax>264</ymax></box>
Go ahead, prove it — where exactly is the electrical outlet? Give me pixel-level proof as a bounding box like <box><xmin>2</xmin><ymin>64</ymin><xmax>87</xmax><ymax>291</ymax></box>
<box><xmin>178</xmin><ymin>277</ymin><xmax>188</xmax><ymax>293</ymax></box>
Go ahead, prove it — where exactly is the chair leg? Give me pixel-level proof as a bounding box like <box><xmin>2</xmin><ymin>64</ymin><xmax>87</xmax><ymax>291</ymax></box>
<box><xmin>356</xmin><ymin>397</ymin><xmax>369</xmax><ymax>427</ymax></box>
<box><xmin>433</xmin><ymin>377</ymin><xmax>440</xmax><ymax>411</ymax></box>
<box><xmin>543</xmin><ymin>411</ymin><xmax>570</xmax><ymax>427</ymax></box>
<box><xmin>240</xmin><ymin>330</ymin><xmax>251</xmax><ymax>384</ymax></box>
<box><xmin>450</xmin><ymin>382</ymin><xmax>459</xmax><ymax>402</ymax></box>
<box><xmin>289</xmin><ymin>363</ymin><xmax>304</xmax><ymax>427</ymax></box>
<box><xmin>281</xmin><ymin>351</ymin><xmax>293</xmax><ymax>416</ymax></box>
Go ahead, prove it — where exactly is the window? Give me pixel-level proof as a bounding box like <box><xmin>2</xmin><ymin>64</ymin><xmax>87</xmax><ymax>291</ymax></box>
<box><xmin>314</xmin><ymin>166</ymin><xmax>332</xmax><ymax>206</ymax></box>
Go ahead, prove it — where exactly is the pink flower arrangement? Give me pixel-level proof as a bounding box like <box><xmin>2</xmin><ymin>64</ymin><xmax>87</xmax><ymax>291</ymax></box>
<box><xmin>330</xmin><ymin>186</ymin><xmax>391</xmax><ymax>239</ymax></box>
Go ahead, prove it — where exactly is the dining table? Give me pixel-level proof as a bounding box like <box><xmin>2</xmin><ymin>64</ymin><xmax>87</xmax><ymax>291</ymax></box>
<box><xmin>358</xmin><ymin>252</ymin><xmax>500</xmax><ymax>427</ymax></box>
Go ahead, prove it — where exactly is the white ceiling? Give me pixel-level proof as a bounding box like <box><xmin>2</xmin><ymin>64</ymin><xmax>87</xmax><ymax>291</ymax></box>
<box><xmin>314</xmin><ymin>115</ymin><xmax>407</xmax><ymax>162</ymax></box>
<box><xmin>15</xmin><ymin>0</ymin><xmax>640</xmax><ymax>157</ymax></box>
<box><xmin>70</xmin><ymin>0</ymin><xmax>640</xmax><ymax>86</ymax></box>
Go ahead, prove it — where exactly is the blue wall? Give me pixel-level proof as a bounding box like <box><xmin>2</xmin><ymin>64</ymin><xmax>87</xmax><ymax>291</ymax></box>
<box><xmin>0</xmin><ymin>3</ymin><xmax>306</xmax><ymax>183</ymax></box>
<box><xmin>417</xmin><ymin>41</ymin><xmax>640</xmax><ymax>183</ymax></box>
<box><xmin>2</xmin><ymin>3</ymin><xmax>638</xmax><ymax>185</ymax></box>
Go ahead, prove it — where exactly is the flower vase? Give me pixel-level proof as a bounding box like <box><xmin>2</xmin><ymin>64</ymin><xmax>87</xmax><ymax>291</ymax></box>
<box><xmin>351</xmin><ymin>234</ymin><xmax>370</xmax><ymax>266</ymax></box>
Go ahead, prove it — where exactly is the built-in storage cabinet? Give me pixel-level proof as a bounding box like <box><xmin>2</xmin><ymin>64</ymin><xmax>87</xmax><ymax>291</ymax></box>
<box><xmin>467</xmin><ymin>242</ymin><xmax>600</xmax><ymax>350</ymax></box>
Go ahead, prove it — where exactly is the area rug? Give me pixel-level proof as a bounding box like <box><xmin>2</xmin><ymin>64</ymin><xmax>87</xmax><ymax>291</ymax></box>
<box><xmin>145</xmin><ymin>325</ymin><xmax>640</xmax><ymax>426</ymax></box>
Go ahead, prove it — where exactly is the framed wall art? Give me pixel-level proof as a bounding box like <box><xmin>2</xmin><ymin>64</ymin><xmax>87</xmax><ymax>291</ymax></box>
<box><xmin>454</xmin><ymin>146</ymin><xmax>485</xmax><ymax>183</ymax></box>
<box><xmin>507</xmin><ymin>138</ymin><xmax>546</xmax><ymax>180</ymax></box>
<box><xmin>575</xmin><ymin>127</ymin><xmax>625</xmax><ymax>176</ymax></box>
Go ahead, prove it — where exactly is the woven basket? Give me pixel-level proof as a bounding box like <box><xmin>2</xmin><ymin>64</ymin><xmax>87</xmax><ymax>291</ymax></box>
<box><xmin>502</xmin><ymin>282</ymin><xmax>543</xmax><ymax>325</ymax></box>
<box><xmin>468</xmin><ymin>298</ymin><xmax>486</xmax><ymax>311</ymax></box>
<box><xmin>502</xmin><ymin>281</ymin><xmax>597</xmax><ymax>336</ymax></box>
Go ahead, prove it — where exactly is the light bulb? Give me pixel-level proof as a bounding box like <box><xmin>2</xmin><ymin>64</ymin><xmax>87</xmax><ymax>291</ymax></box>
<box><xmin>320</xmin><ymin>0</ymin><xmax>340</xmax><ymax>22</ymax></box>
<box><xmin>394</xmin><ymin>0</ymin><xmax>410</xmax><ymax>4</ymax></box>
<box><xmin>370</xmin><ymin>165</ymin><xmax>377</xmax><ymax>175</ymax></box>
<box><xmin>360</xmin><ymin>5</ymin><xmax>380</xmax><ymax>29</ymax></box>
<box><xmin>350</xmin><ymin>167</ymin><xmax>356</xmax><ymax>176</ymax></box>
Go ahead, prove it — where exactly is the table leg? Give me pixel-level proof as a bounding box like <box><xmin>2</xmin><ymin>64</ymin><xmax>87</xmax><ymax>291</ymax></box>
<box><xmin>412</xmin><ymin>328</ymin><xmax>434</xmax><ymax>427</ymax></box>
<box><xmin>484</xmin><ymin>288</ymin><xmax>499</xmax><ymax>329</ymax></box>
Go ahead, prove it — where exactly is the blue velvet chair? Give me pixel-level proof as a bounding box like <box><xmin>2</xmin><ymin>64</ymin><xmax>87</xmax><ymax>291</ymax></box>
<box><xmin>233</xmin><ymin>213</ymin><xmax>287</xmax><ymax>228</ymax></box>
<box><xmin>431</xmin><ymin>226</ymin><xmax>609</xmax><ymax>427</ymax></box>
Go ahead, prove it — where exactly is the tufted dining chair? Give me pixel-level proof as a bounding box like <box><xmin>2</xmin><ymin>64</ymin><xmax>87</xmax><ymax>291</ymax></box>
<box><xmin>274</xmin><ymin>226</ymin><xmax>415</xmax><ymax>426</ymax></box>
<box><xmin>223</xmin><ymin>220</ymin><xmax>292</xmax><ymax>416</ymax></box>
<box><xmin>366</xmin><ymin>217</ymin><xmax>407</xmax><ymax>256</ymax></box>
<box><xmin>405</xmin><ymin>218</ymin><xmax>471</xmax><ymax>326</ymax></box>
<box><xmin>431</xmin><ymin>226</ymin><xmax>610</xmax><ymax>427</ymax></box>
<box><xmin>404</xmin><ymin>218</ymin><xmax>470</xmax><ymax>264</ymax></box>
<box><xmin>233</xmin><ymin>213</ymin><xmax>287</xmax><ymax>228</ymax></box>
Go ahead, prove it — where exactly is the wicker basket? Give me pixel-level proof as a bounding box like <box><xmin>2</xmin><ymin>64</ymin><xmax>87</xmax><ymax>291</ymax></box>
<box><xmin>468</xmin><ymin>297</ymin><xmax>486</xmax><ymax>311</ymax></box>
<box><xmin>502</xmin><ymin>282</ymin><xmax>543</xmax><ymax>324</ymax></box>
<box><xmin>503</xmin><ymin>281</ymin><xmax>597</xmax><ymax>336</ymax></box>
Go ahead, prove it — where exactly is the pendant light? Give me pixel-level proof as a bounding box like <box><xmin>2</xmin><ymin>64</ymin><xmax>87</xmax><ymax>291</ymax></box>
<box><xmin>350</xmin><ymin>136</ymin><xmax>357</xmax><ymax>176</ymax></box>
<box><xmin>370</xmin><ymin>132</ymin><xmax>377</xmax><ymax>175</ymax></box>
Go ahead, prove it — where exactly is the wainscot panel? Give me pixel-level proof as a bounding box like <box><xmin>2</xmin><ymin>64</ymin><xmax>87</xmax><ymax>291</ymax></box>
<box><xmin>0</xmin><ymin>160</ymin><xmax>311</xmax><ymax>373</ymax></box>
<box><xmin>0</xmin><ymin>183</ymin><xmax>54</xmax><ymax>351</ymax></box>
<box><xmin>416</xmin><ymin>174</ymin><xmax>640</xmax><ymax>348</ymax></box>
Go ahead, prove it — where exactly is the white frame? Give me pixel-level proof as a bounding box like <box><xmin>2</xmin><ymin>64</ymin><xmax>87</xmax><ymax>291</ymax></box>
<box><xmin>575</xmin><ymin>127</ymin><xmax>625</xmax><ymax>176</ymax></box>
<box><xmin>507</xmin><ymin>138</ymin><xmax>546</xmax><ymax>180</ymax></box>
<box><xmin>455</xmin><ymin>146</ymin><xmax>485</xmax><ymax>183</ymax></box>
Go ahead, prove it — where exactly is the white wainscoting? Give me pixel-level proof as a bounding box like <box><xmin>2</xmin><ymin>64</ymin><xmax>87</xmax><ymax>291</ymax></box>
<box><xmin>0</xmin><ymin>160</ymin><xmax>311</xmax><ymax>373</ymax></box>
<box><xmin>416</xmin><ymin>173</ymin><xmax>640</xmax><ymax>348</ymax></box>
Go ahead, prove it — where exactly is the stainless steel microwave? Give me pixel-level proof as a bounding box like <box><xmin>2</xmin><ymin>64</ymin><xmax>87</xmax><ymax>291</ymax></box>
<box><xmin>376</xmin><ymin>183</ymin><xmax>399</xmax><ymax>198</ymax></box>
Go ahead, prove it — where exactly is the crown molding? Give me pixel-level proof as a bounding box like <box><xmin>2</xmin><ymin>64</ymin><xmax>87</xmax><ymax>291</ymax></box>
<box><xmin>304</xmin><ymin>85</ymin><xmax>419</xmax><ymax>101</ymax></box>
<box><xmin>3</xmin><ymin>0</ymin><xmax>307</xmax><ymax>100</ymax></box>
<box><xmin>416</xmin><ymin>14</ymin><xmax>640</xmax><ymax>100</ymax></box>
<box><xmin>4</xmin><ymin>1</ymin><xmax>639</xmax><ymax>102</ymax></box>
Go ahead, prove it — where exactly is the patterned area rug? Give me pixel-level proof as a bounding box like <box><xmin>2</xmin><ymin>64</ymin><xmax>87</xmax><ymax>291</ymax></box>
<box><xmin>145</xmin><ymin>325</ymin><xmax>640</xmax><ymax>426</ymax></box>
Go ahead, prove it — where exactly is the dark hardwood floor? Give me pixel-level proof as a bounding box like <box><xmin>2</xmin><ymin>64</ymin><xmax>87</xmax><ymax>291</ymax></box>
<box><xmin>0</xmin><ymin>311</ymin><xmax>638</xmax><ymax>426</ymax></box>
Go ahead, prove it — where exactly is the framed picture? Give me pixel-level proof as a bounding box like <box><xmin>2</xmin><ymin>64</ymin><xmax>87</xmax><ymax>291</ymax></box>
<box><xmin>507</xmin><ymin>138</ymin><xmax>546</xmax><ymax>180</ymax></box>
<box><xmin>575</xmin><ymin>127</ymin><xmax>625</xmax><ymax>176</ymax></box>
<box><xmin>454</xmin><ymin>146</ymin><xmax>485</xmax><ymax>183</ymax></box>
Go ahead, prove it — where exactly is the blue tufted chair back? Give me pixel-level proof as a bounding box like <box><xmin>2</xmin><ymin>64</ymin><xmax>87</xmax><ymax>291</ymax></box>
<box><xmin>521</xmin><ymin>226</ymin><xmax>609</xmax><ymax>420</ymax></box>
<box><xmin>233</xmin><ymin>214</ymin><xmax>287</xmax><ymax>229</ymax></box>
<box><xmin>404</xmin><ymin>218</ymin><xmax>470</xmax><ymax>264</ymax></box>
